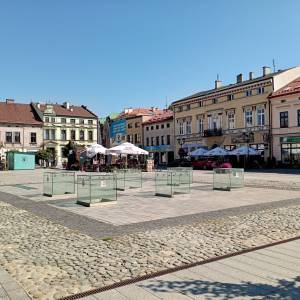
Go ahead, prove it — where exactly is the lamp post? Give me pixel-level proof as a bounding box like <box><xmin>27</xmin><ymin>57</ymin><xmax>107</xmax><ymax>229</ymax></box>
<box><xmin>177</xmin><ymin>137</ymin><xmax>186</xmax><ymax>165</ymax></box>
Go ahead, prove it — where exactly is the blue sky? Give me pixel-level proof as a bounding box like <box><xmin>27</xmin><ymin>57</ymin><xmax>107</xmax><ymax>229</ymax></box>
<box><xmin>0</xmin><ymin>0</ymin><xmax>300</xmax><ymax>117</ymax></box>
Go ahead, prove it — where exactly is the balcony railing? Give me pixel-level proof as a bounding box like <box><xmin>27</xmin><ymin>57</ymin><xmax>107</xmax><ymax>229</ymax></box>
<box><xmin>223</xmin><ymin>125</ymin><xmax>270</xmax><ymax>135</ymax></box>
<box><xmin>203</xmin><ymin>129</ymin><xmax>223</xmax><ymax>137</ymax></box>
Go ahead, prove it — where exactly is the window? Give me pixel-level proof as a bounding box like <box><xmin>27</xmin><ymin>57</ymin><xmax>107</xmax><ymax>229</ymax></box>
<box><xmin>146</xmin><ymin>137</ymin><xmax>149</xmax><ymax>146</ymax></box>
<box><xmin>14</xmin><ymin>132</ymin><xmax>21</xmax><ymax>143</ymax></box>
<box><xmin>228</xmin><ymin>94</ymin><xmax>234</xmax><ymax>101</ymax></box>
<box><xmin>198</xmin><ymin>118</ymin><xmax>204</xmax><ymax>133</ymax></box>
<box><xmin>79</xmin><ymin>130</ymin><xmax>85</xmax><ymax>141</ymax></box>
<box><xmin>281</xmin><ymin>143</ymin><xmax>300</xmax><ymax>164</ymax></box>
<box><xmin>5</xmin><ymin>132</ymin><xmax>12</xmax><ymax>143</ymax></box>
<box><xmin>280</xmin><ymin>111</ymin><xmax>288</xmax><ymax>128</ymax></box>
<box><xmin>146</xmin><ymin>126</ymin><xmax>149</xmax><ymax>131</ymax></box>
<box><xmin>257</xmin><ymin>107</ymin><xmax>265</xmax><ymax>126</ymax></box>
<box><xmin>127</xmin><ymin>135</ymin><xmax>132</xmax><ymax>142</ymax></box>
<box><xmin>156</xmin><ymin>125</ymin><xmax>159</xmax><ymax>129</ymax></box>
<box><xmin>179</xmin><ymin>122</ymin><xmax>184</xmax><ymax>135</ymax></box>
<box><xmin>212</xmin><ymin>98</ymin><xmax>218</xmax><ymax>104</ymax></box>
<box><xmin>156</xmin><ymin>136</ymin><xmax>159</xmax><ymax>146</ymax></box>
<box><xmin>151</xmin><ymin>126</ymin><xmax>154</xmax><ymax>130</ymax></box>
<box><xmin>298</xmin><ymin>110</ymin><xmax>300</xmax><ymax>126</ymax></box>
<box><xmin>167</xmin><ymin>123</ymin><xmax>170</xmax><ymax>128</ymax></box>
<box><xmin>134</xmin><ymin>134</ymin><xmax>138</xmax><ymax>143</ymax></box>
<box><xmin>50</xmin><ymin>129</ymin><xmax>56</xmax><ymax>140</ymax></box>
<box><xmin>79</xmin><ymin>119</ymin><xmax>84</xmax><ymax>125</ymax></box>
<box><xmin>186</xmin><ymin>120</ymin><xmax>191</xmax><ymax>134</ymax></box>
<box><xmin>71</xmin><ymin>130</ymin><xmax>76</xmax><ymax>140</ymax></box>
<box><xmin>245</xmin><ymin>90</ymin><xmax>252</xmax><ymax>97</ymax></box>
<box><xmin>61</xmin><ymin>130</ymin><xmax>67</xmax><ymax>141</ymax></box>
<box><xmin>161</xmin><ymin>124</ymin><xmax>164</xmax><ymax>129</ymax></box>
<box><xmin>88</xmin><ymin>120</ymin><xmax>93</xmax><ymax>125</ymax></box>
<box><xmin>61</xmin><ymin>118</ymin><xmax>66</xmax><ymax>124</ymax></box>
<box><xmin>199</xmin><ymin>101</ymin><xmax>203</xmax><ymax>107</ymax></box>
<box><xmin>257</xmin><ymin>87</ymin><xmax>264</xmax><ymax>94</ymax></box>
<box><xmin>161</xmin><ymin>136</ymin><xmax>165</xmax><ymax>145</ymax></box>
<box><xmin>88</xmin><ymin>131</ymin><xmax>93</xmax><ymax>141</ymax></box>
<box><xmin>186</xmin><ymin>104</ymin><xmax>191</xmax><ymax>110</ymax></box>
<box><xmin>166</xmin><ymin>135</ymin><xmax>171</xmax><ymax>145</ymax></box>
<box><xmin>245</xmin><ymin>110</ymin><xmax>253</xmax><ymax>127</ymax></box>
<box><xmin>135</xmin><ymin>122</ymin><xmax>139</xmax><ymax>128</ymax></box>
<box><xmin>51</xmin><ymin>117</ymin><xmax>55</xmax><ymax>123</ymax></box>
<box><xmin>128</xmin><ymin>123</ymin><xmax>132</xmax><ymax>129</ymax></box>
<box><xmin>45</xmin><ymin>117</ymin><xmax>49</xmax><ymax>122</ymax></box>
<box><xmin>151</xmin><ymin>137</ymin><xmax>154</xmax><ymax>146</ymax></box>
<box><xmin>70</xmin><ymin>119</ymin><xmax>76</xmax><ymax>124</ymax></box>
<box><xmin>44</xmin><ymin>129</ymin><xmax>50</xmax><ymax>140</ymax></box>
<box><xmin>228</xmin><ymin>112</ymin><xmax>235</xmax><ymax>129</ymax></box>
<box><xmin>30</xmin><ymin>132</ymin><xmax>37</xmax><ymax>143</ymax></box>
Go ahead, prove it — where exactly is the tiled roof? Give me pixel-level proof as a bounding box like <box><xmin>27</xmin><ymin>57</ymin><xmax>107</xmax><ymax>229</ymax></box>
<box><xmin>118</xmin><ymin>108</ymin><xmax>165</xmax><ymax>118</ymax></box>
<box><xmin>143</xmin><ymin>110</ymin><xmax>173</xmax><ymax>125</ymax></box>
<box><xmin>269</xmin><ymin>77</ymin><xmax>300</xmax><ymax>98</ymax></box>
<box><xmin>39</xmin><ymin>103</ymin><xmax>98</xmax><ymax>118</ymax></box>
<box><xmin>0</xmin><ymin>102</ymin><xmax>42</xmax><ymax>125</ymax></box>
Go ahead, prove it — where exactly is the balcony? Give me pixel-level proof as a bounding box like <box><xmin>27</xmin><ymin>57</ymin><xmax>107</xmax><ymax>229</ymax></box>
<box><xmin>203</xmin><ymin>128</ymin><xmax>223</xmax><ymax>137</ymax></box>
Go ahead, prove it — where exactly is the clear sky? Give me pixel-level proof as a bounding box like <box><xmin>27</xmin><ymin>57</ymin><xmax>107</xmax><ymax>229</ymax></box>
<box><xmin>0</xmin><ymin>0</ymin><xmax>300</xmax><ymax>117</ymax></box>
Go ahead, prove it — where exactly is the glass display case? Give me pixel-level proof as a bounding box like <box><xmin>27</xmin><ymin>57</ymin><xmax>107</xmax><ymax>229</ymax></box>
<box><xmin>43</xmin><ymin>172</ymin><xmax>75</xmax><ymax>196</ymax></box>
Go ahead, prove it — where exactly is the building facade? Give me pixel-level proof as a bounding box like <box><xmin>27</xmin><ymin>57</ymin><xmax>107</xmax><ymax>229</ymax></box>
<box><xmin>143</xmin><ymin>110</ymin><xmax>174</xmax><ymax>164</ymax></box>
<box><xmin>32</xmin><ymin>102</ymin><xmax>98</xmax><ymax>165</ymax></box>
<box><xmin>0</xmin><ymin>100</ymin><xmax>43</xmax><ymax>154</ymax></box>
<box><xmin>171</xmin><ymin>66</ymin><xmax>300</xmax><ymax>160</ymax></box>
<box><xmin>269</xmin><ymin>77</ymin><xmax>300</xmax><ymax>165</ymax></box>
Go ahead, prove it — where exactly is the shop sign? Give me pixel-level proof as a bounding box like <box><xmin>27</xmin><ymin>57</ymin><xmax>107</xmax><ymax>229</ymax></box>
<box><xmin>280</xmin><ymin>136</ymin><xmax>300</xmax><ymax>143</ymax></box>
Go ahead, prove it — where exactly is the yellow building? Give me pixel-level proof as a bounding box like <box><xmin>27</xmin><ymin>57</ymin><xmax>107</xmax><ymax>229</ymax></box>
<box><xmin>171</xmin><ymin>66</ymin><xmax>300</xmax><ymax>160</ymax></box>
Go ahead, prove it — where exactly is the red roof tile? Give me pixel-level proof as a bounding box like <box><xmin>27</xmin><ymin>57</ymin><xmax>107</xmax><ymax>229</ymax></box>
<box><xmin>0</xmin><ymin>102</ymin><xmax>42</xmax><ymax>125</ymax></box>
<box><xmin>143</xmin><ymin>110</ymin><xmax>173</xmax><ymax>125</ymax></box>
<box><xmin>269</xmin><ymin>77</ymin><xmax>300</xmax><ymax>98</ymax></box>
<box><xmin>39</xmin><ymin>104</ymin><xmax>97</xmax><ymax>118</ymax></box>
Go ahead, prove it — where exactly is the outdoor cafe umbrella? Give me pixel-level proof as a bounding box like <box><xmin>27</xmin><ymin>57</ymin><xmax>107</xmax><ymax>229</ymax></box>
<box><xmin>106</xmin><ymin>142</ymin><xmax>149</xmax><ymax>155</ymax></box>
<box><xmin>86</xmin><ymin>143</ymin><xmax>107</xmax><ymax>158</ymax></box>
<box><xmin>190</xmin><ymin>148</ymin><xmax>208</xmax><ymax>157</ymax></box>
<box><xmin>229</xmin><ymin>145</ymin><xmax>260</xmax><ymax>156</ymax></box>
<box><xmin>205</xmin><ymin>147</ymin><xmax>229</xmax><ymax>157</ymax></box>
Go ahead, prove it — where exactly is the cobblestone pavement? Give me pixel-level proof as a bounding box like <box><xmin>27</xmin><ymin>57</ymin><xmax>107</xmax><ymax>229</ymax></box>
<box><xmin>0</xmin><ymin>201</ymin><xmax>300</xmax><ymax>300</ymax></box>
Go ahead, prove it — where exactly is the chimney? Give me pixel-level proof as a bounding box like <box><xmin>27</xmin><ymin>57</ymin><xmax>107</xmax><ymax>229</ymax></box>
<box><xmin>263</xmin><ymin>66</ymin><xmax>271</xmax><ymax>76</ymax></box>
<box><xmin>63</xmin><ymin>101</ymin><xmax>70</xmax><ymax>109</ymax></box>
<box><xmin>249</xmin><ymin>72</ymin><xmax>254</xmax><ymax>80</ymax></box>
<box><xmin>236</xmin><ymin>73</ymin><xmax>243</xmax><ymax>83</ymax></box>
<box><xmin>215</xmin><ymin>80</ymin><xmax>222</xmax><ymax>89</ymax></box>
<box><xmin>6</xmin><ymin>99</ymin><xmax>14</xmax><ymax>104</ymax></box>
<box><xmin>37</xmin><ymin>102</ymin><xmax>41</xmax><ymax>109</ymax></box>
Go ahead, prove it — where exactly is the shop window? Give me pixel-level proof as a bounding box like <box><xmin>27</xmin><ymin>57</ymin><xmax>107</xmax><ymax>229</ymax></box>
<box><xmin>280</xmin><ymin>111</ymin><xmax>288</xmax><ymax>128</ymax></box>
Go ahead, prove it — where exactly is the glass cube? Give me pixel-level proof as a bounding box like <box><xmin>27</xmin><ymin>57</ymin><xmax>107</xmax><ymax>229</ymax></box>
<box><xmin>43</xmin><ymin>172</ymin><xmax>75</xmax><ymax>196</ymax></box>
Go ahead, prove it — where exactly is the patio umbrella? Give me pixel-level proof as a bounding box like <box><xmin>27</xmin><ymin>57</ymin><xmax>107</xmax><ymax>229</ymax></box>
<box><xmin>229</xmin><ymin>146</ymin><xmax>260</xmax><ymax>156</ymax></box>
<box><xmin>190</xmin><ymin>148</ymin><xmax>208</xmax><ymax>157</ymax></box>
<box><xmin>106</xmin><ymin>142</ymin><xmax>149</xmax><ymax>155</ymax></box>
<box><xmin>86</xmin><ymin>143</ymin><xmax>107</xmax><ymax>158</ymax></box>
<box><xmin>205</xmin><ymin>147</ymin><xmax>229</xmax><ymax>156</ymax></box>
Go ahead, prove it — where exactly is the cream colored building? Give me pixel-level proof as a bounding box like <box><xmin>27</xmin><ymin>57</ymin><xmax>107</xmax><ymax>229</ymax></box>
<box><xmin>32</xmin><ymin>102</ymin><xmax>98</xmax><ymax>165</ymax></box>
<box><xmin>143</xmin><ymin>110</ymin><xmax>174</xmax><ymax>164</ymax></box>
<box><xmin>171</xmin><ymin>66</ymin><xmax>300</xmax><ymax>160</ymax></box>
<box><xmin>269</xmin><ymin>77</ymin><xmax>300</xmax><ymax>165</ymax></box>
<box><xmin>0</xmin><ymin>100</ymin><xmax>43</xmax><ymax>155</ymax></box>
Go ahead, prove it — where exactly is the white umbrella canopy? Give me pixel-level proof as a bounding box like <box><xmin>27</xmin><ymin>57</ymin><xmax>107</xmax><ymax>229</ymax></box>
<box><xmin>86</xmin><ymin>143</ymin><xmax>107</xmax><ymax>158</ymax></box>
<box><xmin>106</xmin><ymin>142</ymin><xmax>149</xmax><ymax>155</ymax></box>
<box><xmin>229</xmin><ymin>146</ymin><xmax>260</xmax><ymax>156</ymax></box>
<box><xmin>190</xmin><ymin>148</ymin><xmax>208</xmax><ymax>157</ymax></box>
<box><xmin>205</xmin><ymin>147</ymin><xmax>229</xmax><ymax>157</ymax></box>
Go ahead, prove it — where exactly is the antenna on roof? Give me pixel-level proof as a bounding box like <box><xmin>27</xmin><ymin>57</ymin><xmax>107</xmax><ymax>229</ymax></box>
<box><xmin>165</xmin><ymin>96</ymin><xmax>168</xmax><ymax>109</ymax></box>
<box><xmin>217</xmin><ymin>74</ymin><xmax>219</xmax><ymax>81</ymax></box>
<box><xmin>272</xmin><ymin>59</ymin><xmax>276</xmax><ymax>72</ymax></box>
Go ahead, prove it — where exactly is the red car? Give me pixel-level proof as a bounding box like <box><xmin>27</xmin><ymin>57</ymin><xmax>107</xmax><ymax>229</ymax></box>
<box><xmin>192</xmin><ymin>160</ymin><xmax>232</xmax><ymax>170</ymax></box>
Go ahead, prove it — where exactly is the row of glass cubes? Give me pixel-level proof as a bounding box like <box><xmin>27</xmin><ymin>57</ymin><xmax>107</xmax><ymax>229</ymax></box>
<box><xmin>213</xmin><ymin>168</ymin><xmax>244</xmax><ymax>191</ymax></box>
<box><xmin>43</xmin><ymin>169</ymin><xmax>142</xmax><ymax>206</ymax></box>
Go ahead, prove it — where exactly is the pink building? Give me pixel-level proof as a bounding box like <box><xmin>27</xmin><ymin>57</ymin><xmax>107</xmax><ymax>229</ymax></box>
<box><xmin>269</xmin><ymin>77</ymin><xmax>300</xmax><ymax>165</ymax></box>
